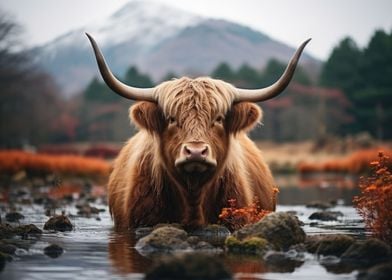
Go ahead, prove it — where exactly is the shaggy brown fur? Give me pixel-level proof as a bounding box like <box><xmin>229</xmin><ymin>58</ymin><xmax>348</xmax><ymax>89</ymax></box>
<box><xmin>108</xmin><ymin>77</ymin><xmax>276</xmax><ymax>230</ymax></box>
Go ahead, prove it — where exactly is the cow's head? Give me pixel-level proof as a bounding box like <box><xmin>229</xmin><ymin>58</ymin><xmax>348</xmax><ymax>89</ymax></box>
<box><xmin>86</xmin><ymin>33</ymin><xmax>310</xmax><ymax>184</ymax></box>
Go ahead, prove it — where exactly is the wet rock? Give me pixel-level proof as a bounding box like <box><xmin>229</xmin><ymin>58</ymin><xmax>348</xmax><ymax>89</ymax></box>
<box><xmin>0</xmin><ymin>224</ymin><xmax>15</xmax><ymax>238</ymax></box>
<box><xmin>44</xmin><ymin>215</ymin><xmax>73</xmax><ymax>232</ymax></box>
<box><xmin>194</xmin><ymin>241</ymin><xmax>215</xmax><ymax>250</ymax></box>
<box><xmin>190</xmin><ymin>224</ymin><xmax>230</xmax><ymax>246</ymax></box>
<box><xmin>135</xmin><ymin>226</ymin><xmax>190</xmax><ymax>253</ymax></box>
<box><xmin>305</xmin><ymin>234</ymin><xmax>355</xmax><ymax>257</ymax></box>
<box><xmin>308</xmin><ymin>211</ymin><xmax>343</xmax><ymax>221</ymax></box>
<box><xmin>306</xmin><ymin>201</ymin><xmax>333</xmax><ymax>210</ymax></box>
<box><xmin>5</xmin><ymin>212</ymin><xmax>25</xmax><ymax>222</ymax></box>
<box><xmin>145</xmin><ymin>253</ymin><xmax>233</xmax><ymax>280</ymax></box>
<box><xmin>265</xmin><ymin>251</ymin><xmax>304</xmax><ymax>273</ymax></box>
<box><xmin>44</xmin><ymin>244</ymin><xmax>64</xmax><ymax>258</ymax></box>
<box><xmin>233</xmin><ymin>212</ymin><xmax>305</xmax><ymax>250</ymax></box>
<box><xmin>341</xmin><ymin>239</ymin><xmax>392</xmax><ymax>266</ymax></box>
<box><xmin>77</xmin><ymin>204</ymin><xmax>102</xmax><ymax>217</ymax></box>
<box><xmin>357</xmin><ymin>262</ymin><xmax>392</xmax><ymax>280</ymax></box>
<box><xmin>0</xmin><ymin>223</ymin><xmax>42</xmax><ymax>238</ymax></box>
<box><xmin>14</xmin><ymin>224</ymin><xmax>42</xmax><ymax>236</ymax></box>
<box><xmin>225</xmin><ymin>236</ymin><xmax>269</xmax><ymax>255</ymax></box>
<box><xmin>0</xmin><ymin>243</ymin><xmax>17</xmax><ymax>255</ymax></box>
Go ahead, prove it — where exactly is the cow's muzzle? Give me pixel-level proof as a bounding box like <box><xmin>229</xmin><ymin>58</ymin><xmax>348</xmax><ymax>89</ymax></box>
<box><xmin>175</xmin><ymin>142</ymin><xmax>217</xmax><ymax>173</ymax></box>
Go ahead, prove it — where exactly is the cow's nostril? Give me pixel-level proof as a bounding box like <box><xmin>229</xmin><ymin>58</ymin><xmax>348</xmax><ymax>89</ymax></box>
<box><xmin>184</xmin><ymin>145</ymin><xmax>192</xmax><ymax>156</ymax></box>
<box><xmin>201</xmin><ymin>146</ymin><xmax>208</xmax><ymax>157</ymax></box>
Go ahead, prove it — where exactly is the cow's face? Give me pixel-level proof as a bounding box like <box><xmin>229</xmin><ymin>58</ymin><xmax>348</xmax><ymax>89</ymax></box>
<box><xmin>130</xmin><ymin>78</ymin><xmax>262</xmax><ymax>182</ymax></box>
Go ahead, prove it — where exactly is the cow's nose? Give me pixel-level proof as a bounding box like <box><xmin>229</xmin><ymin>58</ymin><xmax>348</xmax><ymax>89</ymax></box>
<box><xmin>183</xmin><ymin>143</ymin><xmax>209</xmax><ymax>161</ymax></box>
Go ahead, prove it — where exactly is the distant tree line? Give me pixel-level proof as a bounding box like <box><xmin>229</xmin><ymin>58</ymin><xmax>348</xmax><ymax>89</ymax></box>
<box><xmin>320</xmin><ymin>30</ymin><xmax>392</xmax><ymax>139</ymax></box>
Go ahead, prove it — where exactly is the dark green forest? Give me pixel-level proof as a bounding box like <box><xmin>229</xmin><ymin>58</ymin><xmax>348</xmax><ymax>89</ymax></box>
<box><xmin>0</xmin><ymin>11</ymin><xmax>391</xmax><ymax>147</ymax></box>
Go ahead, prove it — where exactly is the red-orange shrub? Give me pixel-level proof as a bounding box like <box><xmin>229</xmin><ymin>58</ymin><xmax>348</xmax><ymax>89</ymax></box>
<box><xmin>219</xmin><ymin>198</ymin><xmax>273</xmax><ymax>231</ymax></box>
<box><xmin>0</xmin><ymin>150</ymin><xmax>110</xmax><ymax>179</ymax></box>
<box><xmin>353</xmin><ymin>152</ymin><xmax>392</xmax><ymax>244</ymax></box>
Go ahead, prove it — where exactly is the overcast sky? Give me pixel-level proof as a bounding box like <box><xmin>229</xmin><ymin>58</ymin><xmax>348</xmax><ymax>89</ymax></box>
<box><xmin>1</xmin><ymin>0</ymin><xmax>391</xmax><ymax>60</ymax></box>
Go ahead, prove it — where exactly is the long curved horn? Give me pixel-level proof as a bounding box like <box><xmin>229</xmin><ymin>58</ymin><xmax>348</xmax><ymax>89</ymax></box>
<box><xmin>235</xmin><ymin>38</ymin><xmax>311</xmax><ymax>103</ymax></box>
<box><xmin>86</xmin><ymin>33</ymin><xmax>156</xmax><ymax>102</ymax></box>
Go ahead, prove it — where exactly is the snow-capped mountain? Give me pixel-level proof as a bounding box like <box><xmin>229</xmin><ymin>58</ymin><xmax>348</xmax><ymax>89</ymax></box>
<box><xmin>32</xmin><ymin>0</ymin><xmax>320</xmax><ymax>97</ymax></box>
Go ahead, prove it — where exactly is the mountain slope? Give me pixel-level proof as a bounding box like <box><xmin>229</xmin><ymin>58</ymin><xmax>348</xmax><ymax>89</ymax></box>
<box><xmin>32</xmin><ymin>0</ymin><xmax>320</xmax><ymax>97</ymax></box>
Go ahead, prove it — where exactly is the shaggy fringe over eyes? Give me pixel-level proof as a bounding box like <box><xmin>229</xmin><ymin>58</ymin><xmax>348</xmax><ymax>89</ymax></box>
<box><xmin>154</xmin><ymin>77</ymin><xmax>237</xmax><ymax>118</ymax></box>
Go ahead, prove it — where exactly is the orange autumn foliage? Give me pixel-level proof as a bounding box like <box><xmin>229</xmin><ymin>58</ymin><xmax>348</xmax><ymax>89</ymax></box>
<box><xmin>219</xmin><ymin>198</ymin><xmax>272</xmax><ymax>231</ymax></box>
<box><xmin>353</xmin><ymin>152</ymin><xmax>392</xmax><ymax>244</ymax></box>
<box><xmin>0</xmin><ymin>150</ymin><xmax>110</xmax><ymax>178</ymax></box>
<box><xmin>298</xmin><ymin>148</ymin><xmax>392</xmax><ymax>174</ymax></box>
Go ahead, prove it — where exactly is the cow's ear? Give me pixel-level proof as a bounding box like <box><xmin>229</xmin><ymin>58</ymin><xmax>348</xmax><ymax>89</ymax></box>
<box><xmin>130</xmin><ymin>102</ymin><xmax>164</xmax><ymax>133</ymax></box>
<box><xmin>227</xmin><ymin>102</ymin><xmax>262</xmax><ymax>133</ymax></box>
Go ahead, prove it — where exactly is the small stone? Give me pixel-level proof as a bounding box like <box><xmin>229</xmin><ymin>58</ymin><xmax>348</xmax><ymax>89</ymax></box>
<box><xmin>44</xmin><ymin>244</ymin><xmax>64</xmax><ymax>258</ymax></box>
<box><xmin>44</xmin><ymin>215</ymin><xmax>73</xmax><ymax>232</ymax></box>
<box><xmin>309</xmin><ymin>211</ymin><xmax>343</xmax><ymax>221</ymax></box>
<box><xmin>233</xmin><ymin>212</ymin><xmax>305</xmax><ymax>250</ymax></box>
<box><xmin>77</xmin><ymin>204</ymin><xmax>101</xmax><ymax>217</ymax></box>
<box><xmin>5</xmin><ymin>212</ymin><xmax>25</xmax><ymax>222</ymax></box>
<box><xmin>135</xmin><ymin>226</ymin><xmax>190</xmax><ymax>253</ymax></box>
<box><xmin>145</xmin><ymin>253</ymin><xmax>232</xmax><ymax>280</ymax></box>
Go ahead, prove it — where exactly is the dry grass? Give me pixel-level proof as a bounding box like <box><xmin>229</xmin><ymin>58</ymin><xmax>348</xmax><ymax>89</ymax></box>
<box><xmin>0</xmin><ymin>150</ymin><xmax>111</xmax><ymax>179</ymax></box>
<box><xmin>298</xmin><ymin>148</ymin><xmax>392</xmax><ymax>174</ymax></box>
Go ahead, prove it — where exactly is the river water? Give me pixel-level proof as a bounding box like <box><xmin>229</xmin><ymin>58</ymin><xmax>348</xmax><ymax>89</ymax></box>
<box><xmin>1</xmin><ymin>176</ymin><xmax>366</xmax><ymax>280</ymax></box>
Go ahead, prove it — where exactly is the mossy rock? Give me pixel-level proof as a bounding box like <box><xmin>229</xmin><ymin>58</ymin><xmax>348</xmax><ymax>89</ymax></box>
<box><xmin>135</xmin><ymin>226</ymin><xmax>190</xmax><ymax>253</ymax></box>
<box><xmin>233</xmin><ymin>212</ymin><xmax>305</xmax><ymax>250</ymax></box>
<box><xmin>225</xmin><ymin>236</ymin><xmax>269</xmax><ymax>255</ymax></box>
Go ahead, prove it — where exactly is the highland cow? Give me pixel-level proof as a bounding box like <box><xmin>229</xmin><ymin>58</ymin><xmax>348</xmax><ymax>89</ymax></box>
<box><xmin>86</xmin><ymin>33</ymin><xmax>310</xmax><ymax>229</ymax></box>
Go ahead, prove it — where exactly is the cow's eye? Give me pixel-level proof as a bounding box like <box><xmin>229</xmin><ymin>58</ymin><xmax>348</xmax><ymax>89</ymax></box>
<box><xmin>168</xmin><ymin>116</ymin><xmax>176</xmax><ymax>125</ymax></box>
<box><xmin>215</xmin><ymin>115</ymin><xmax>225</xmax><ymax>125</ymax></box>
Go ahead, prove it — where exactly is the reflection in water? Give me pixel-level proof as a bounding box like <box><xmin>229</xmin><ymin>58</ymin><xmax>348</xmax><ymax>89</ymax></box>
<box><xmin>108</xmin><ymin>230</ymin><xmax>306</xmax><ymax>276</ymax></box>
<box><xmin>276</xmin><ymin>173</ymin><xmax>360</xmax><ymax>205</ymax></box>
<box><xmin>108</xmin><ymin>231</ymin><xmax>152</xmax><ymax>274</ymax></box>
